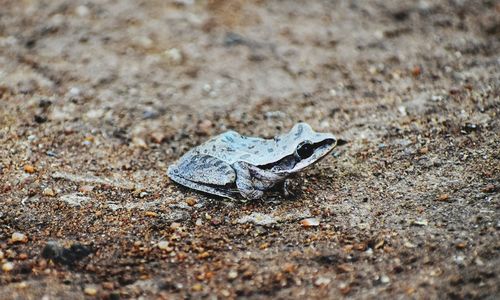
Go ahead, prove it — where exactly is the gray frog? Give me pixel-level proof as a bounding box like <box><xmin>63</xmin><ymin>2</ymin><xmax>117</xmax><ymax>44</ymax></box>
<box><xmin>167</xmin><ymin>123</ymin><xmax>338</xmax><ymax>200</ymax></box>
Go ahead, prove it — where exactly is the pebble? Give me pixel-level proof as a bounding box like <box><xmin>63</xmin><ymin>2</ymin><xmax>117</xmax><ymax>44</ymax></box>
<box><xmin>437</xmin><ymin>194</ymin><xmax>449</xmax><ymax>201</ymax></box>
<box><xmin>0</xmin><ymin>250</ymin><xmax>4</xmax><ymax>259</ymax></box>
<box><xmin>338</xmin><ymin>282</ymin><xmax>351</xmax><ymax>295</ymax></box>
<box><xmin>237</xmin><ymin>213</ymin><xmax>276</xmax><ymax>226</ymax></box>
<box><xmin>164</xmin><ymin>48</ymin><xmax>183</xmax><ymax>65</ymax></box>
<box><xmin>197</xmin><ymin>120</ymin><xmax>212</xmax><ymax>135</ymax></box>
<box><xmin>300</xmin><ymin>217</ymin><xmax>320</xmax><ymax>227</ymax></box>
<box><xmin>380</xmin><ymin>275</ymin><xmax>390</xmax><ymax>283</ymax></box>
<box><xmin>60</xmin><ymin>193</ymin><xmax>90</xmax><ymax>207</ymax></box>
<box><xmin>170</xmin><ymin>222</ymin><xmax>181</xmax><ymax>230</ymax></box>
<box><xmin>411</xmin><ymin>219</ymin><xmax>428</xmax><ymax>226</ymax></box>
<box><xmin>78</xmin><ymin>185</ymin><xmax>94</xmax><ymax>193</ymax></box>
<box><xmin>84</xmin><ymin>285</ymin><xmax>97</xmax><ymax>296</ymax></box>
<box><xmin>131</xmin><ymin>137</ymin><xmax>147</xmax><ymax>149</ymax></box>
<box><xmin>227</xmin><ymin>270</ymin><xmax>238</xmax><ymax>280</ymax></box>
<box><xmin>11</xmin><ymin>232</ymin><xmax>28</xmax><ymax>243</ymax></box>
<box><xmin>314</xmin><ymin>276</ymin><xmax>331</xmax><ymax>286</ymax></box>
<box><xmin>419</xmin><ymin>147</ymin><xmax>429</xmax><ymax>154</ymax></box>
<box><xmin>191</xmin><ymin>283</ymin><xmax>203</xmax><ymax>292</ymax></box>
<box><xmin>42</xmin><ymin>187</ymin><xmax>56</xmax><ymax>197</ymax></box>
<box><xmin>69</xmin><ymin>87</ymin><xmax>81</xmax><ymax>97</ymax></box>
<box><xmin>2</xmin><ymin>262</ymin><xmax>14</xmax><ymax>272</ymax></box>
<box><xmin>157</xmin><ymin>241</ymin><xmax>170</xmax><ymax>250</ymax></box>
<box><xmin>75</xmin><ymin>5</ymin><xmax>90</xmax><ymax>17</ymax></box>
<box><xmin>411</xmin><ymin>65</ymin><xmax>422</xmax><ymax>77</ymax></box>
<box><xmin>185</xmin><ymin>197</ymin><xmax>197</xmax><ymax>206</ymax></box>
<box><xmin>150</xmin><ymin>132</ymin><xmax>165</xmax><ymax>144</ymax></box>
<box><xmin>23</xmin><ymin>164</ymin><xmax>35</xmax><ymax>174</ymax></box>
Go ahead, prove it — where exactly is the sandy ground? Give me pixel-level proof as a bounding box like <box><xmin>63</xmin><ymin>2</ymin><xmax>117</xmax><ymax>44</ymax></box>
<box><xmin>0</xmin><ymin>0</ymin><xmax>499</xmax><ymax>299</ymax></box>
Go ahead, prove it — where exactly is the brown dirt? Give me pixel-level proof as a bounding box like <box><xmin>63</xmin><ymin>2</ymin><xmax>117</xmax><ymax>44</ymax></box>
<box><xmin>1</xmin><ymin>0</ymin><xmax>499</xmax><ymax>299</ymax></box>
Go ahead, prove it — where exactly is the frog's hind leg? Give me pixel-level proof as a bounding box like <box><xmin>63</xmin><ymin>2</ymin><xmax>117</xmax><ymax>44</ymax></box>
<box><xmin>168</xmin><ymin>172</ymin><xmax>236</xmax><ymax>199</ymax></box>
<box><xmin>167</xmin><ymin>154</ymin><xmax>237</xmax><ymax>199</ymax></box>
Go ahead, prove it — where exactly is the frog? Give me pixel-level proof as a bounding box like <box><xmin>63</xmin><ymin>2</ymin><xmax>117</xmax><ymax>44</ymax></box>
<box><xmin>167</xmin><ymin>122</ymin><xmax>338</xmax><ymax>200</ymax></box>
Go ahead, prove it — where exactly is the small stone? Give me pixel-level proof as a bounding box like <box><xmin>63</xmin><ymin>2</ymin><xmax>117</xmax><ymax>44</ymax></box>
<box><xmin>314</xmin><ymin>276</ymin><xmax>331</xmax><ymax>286</ymax></box>
<box><xmin>456</xmin><ymin>242</ymin><xmax>467</xmax><ymax>249</ymax></box>
<box><xmin>78</xmin><ymin>185</ymin><xmax>94</xmax><ymax>193</ymax></box>
<box><xmin>185</xmin><ymin>198</ymin><xmax>197</xmax><ymax>206</ymax></box>
<box><xmin>42</xmin><ymin>187</ymin><xmax>56</xmax><ymax>197</ymax></box>
<box><xmin>221</xmin><ymin>289</ymin><xmax>230</xmax><ymax>297</ymax></box>
<box><xmin>411</xmin><ymin>219</ymin><xmax>428</xmax><ymax>226</ymax></box>
<box><xmin>170</xmin><ymin>222</ymin><xmax>181</xmax><ymax>230</ymax></box>
<box><xmin>145</xmin><ymin>211</ymin><xmax>158</xmax><ymax>217</ymax></box>
<box><xmin>411</xmin><ymin>65</ymin><xmax>422</xmax><ymax>77</ymax></box>
<box><xmin>150</xmin><ymin>132</ymin><xmax>165</xmax><ymax>144</ymax></box>
<box><xmin>157</xmin><ymin>241</ymin><xmax>170</xmax><ymax>250</ymax></box>
<box><xmin>69</xmin><ymin>87</ymin><xmax>81</xmax><ymax>97</ymax></box>
<box><xmin>259</xmin><ymin>242</ymin><xmax>269</xmax><ymax>250</ymax></box>
<box><xmin>84</xmin><ymin>285</ymin><xmax>97</xmax><ymax>296</ymax></box>
<box><xmin>237</xmin><ymin>212</ymin><xmax>276</xmax><ymax>226</ymax></box>
<box><xmin>197</xmin><ymin>120</ymin><xmax>212</xmax><ymax>135</ymax></box>
<box><xmin>374</xmin><ymin>240</ymin><xmax>385</xmax><ymax>249</ymax></box>
<box><xmin>300</xmin><ymin>218</ymin><xmax>320</xmax><ymax>227</ymax></box>
<box><xmin>419</xmin><ymin>147</ymin><xmax>429</xmax><ymax>154</ymax></box>
<box><xmin>102</xmin><ymin>282</ymin><xmax>114</xmax><ymax>290</ymax></box>
<box><xmin>227</xmin><ymin>270</ymin><xmax>238</xmax><ymax>280</ymax></box>
<box><xmin>0</xmin><ymin>250</ymin><xmax>4</xmax><ymax>259</ymax></box>
<box><xmin>11</xmin><ymin>232</ymin><xmax>28</xmax><ymax>243</ymax></box>
<box><xmin>191</xmin><ymin>283</ymin><xmax>203</xmax><ymax>292</ymax></box>
<box><xmin>353</xmin><ymin>242</ymin><xmax>367</xmax><ymax>251</ymax></box>
<box><xmin>337</xmin><ymin>263</ymin><xmax>354</xmax><ymax>273</ymax></box>
<box><xmin>23</xmin><ymin>165</ymin><xmax>35</xmax><ymax>174</ymax></box>
<box><xmin>75</xmin><ymin>5</ymin><xmax>90</xmax><ymax>17</ymax></box>
<box><xmin>338</xmin><ymin>282</ymin><xmax>351</xmax><ymax>294</ymax></box>
<box><xmin>404</xmin><ymin>241</ymin><xmax>417</xmax><ymax>248</ymax></box>
<box><xmin>164</xmin><ymin>48</ymin><xmax>184</xmax><ymax>65</ymax></box>
<box><xmin>380</xmin><ymin>275</ymin><xmax>390</xmax><ymax>283</ymax></box>
<box><xmin>132</xmin><ymin>137</ymin><xmax>148</xmax><ymax>149</ymax></box>
<box><xmin>437</xmin><ymin>194</ymin><xmax>449</xmax><ymax>201</ymax></box>
<box><xmin>2</xmin><ymin>262</ymin><xmax>14</xmax><ymax>272</ymax></box>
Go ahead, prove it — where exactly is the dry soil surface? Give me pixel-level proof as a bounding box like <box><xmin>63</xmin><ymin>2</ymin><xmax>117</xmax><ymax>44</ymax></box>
<box><xmin>0</xmin><ymin>0</ymin><xmax>499</xmax><ymax>299</ymax></box>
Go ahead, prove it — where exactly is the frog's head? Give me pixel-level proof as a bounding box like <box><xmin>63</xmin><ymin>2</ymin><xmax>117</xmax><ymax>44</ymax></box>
<box><xmin>265</xmin><ymin>123</ymin><xmax>338</xmax><ymax>174</ymax></box>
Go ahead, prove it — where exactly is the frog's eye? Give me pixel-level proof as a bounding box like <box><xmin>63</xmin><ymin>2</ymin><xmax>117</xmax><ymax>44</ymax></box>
<box><xmin>296</xmin><ymin>142</ymin><xmax>315</xmax><ymax>159</ymax></box>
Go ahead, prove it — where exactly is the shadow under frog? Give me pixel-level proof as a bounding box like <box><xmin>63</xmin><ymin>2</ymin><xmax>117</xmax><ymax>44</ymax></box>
<box><xmin>167</xmin><ymin>123</ymin><xmax>338</xmax><ymax>200</ymax></box>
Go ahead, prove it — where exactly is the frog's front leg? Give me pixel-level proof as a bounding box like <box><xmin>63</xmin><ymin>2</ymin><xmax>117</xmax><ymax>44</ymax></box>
<box><xmin>232</xmin><ymin>161</ymin><xmax>287</xmax><ymax>200</ymax></box>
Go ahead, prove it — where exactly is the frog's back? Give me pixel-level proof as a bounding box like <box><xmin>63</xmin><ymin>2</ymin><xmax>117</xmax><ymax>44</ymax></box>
<box><xmin>193</xmin><ymin>131</ymin><xmax>276</xmax><ymax>165</ymax></box>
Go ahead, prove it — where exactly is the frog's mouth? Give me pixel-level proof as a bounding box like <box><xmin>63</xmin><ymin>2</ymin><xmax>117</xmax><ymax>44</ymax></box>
<box><xmin>261</xmin><ymin>138</ymin><xmax>337</xmax><ymax>173</ymax></box>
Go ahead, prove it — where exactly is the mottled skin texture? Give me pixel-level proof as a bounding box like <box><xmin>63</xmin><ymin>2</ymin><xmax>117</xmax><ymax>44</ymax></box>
<box><xmin>167</xmin><ymin>123</ymin><xmax>337</xmax><ymax>200</ymax></box>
